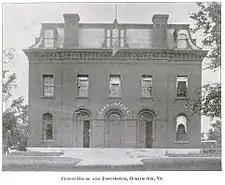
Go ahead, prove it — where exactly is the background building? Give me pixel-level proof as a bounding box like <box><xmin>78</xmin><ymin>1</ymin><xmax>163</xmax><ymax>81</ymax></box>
<box><xmin>24</xmin><ymin>13</ymin><xmax>206</xmax><ymax>148</ymax></box>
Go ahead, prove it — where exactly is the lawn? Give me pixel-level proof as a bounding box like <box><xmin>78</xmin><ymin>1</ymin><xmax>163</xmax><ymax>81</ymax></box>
<box><xmin>2</xmin><ymin>155</ymin><xmax>221</xmax><ymax>171</ymax></box>
<box><xmin>142</xmin><ymin>157</ymin><xmax>221</xmax><ymax>171</ymax></box>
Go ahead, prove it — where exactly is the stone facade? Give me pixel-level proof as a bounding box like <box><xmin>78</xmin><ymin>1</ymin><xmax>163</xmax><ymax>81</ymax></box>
<box><xmin>24</xmin><ymin>13</ymin><xmax>207</xmax><ymax>148</ymax></box>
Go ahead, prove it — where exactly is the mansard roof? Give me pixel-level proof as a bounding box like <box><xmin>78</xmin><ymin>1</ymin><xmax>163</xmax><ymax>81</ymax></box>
<box><xmin>28</xmin><ymin>13</ymin><xmax>202</xmax><ymax>51</ymax></box>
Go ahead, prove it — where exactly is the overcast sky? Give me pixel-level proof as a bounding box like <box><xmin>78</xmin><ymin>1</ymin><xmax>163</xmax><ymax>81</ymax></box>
<box><xmin>2</xmin><ymin>2</ymin><xmax>220</xmax><ymax>133</ymax></box>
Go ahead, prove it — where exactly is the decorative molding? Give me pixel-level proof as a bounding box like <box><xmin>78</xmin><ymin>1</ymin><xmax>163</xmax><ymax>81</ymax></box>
<box><xmin>96</xmin><ymin>101</ymin><xmax>132</xmax><ymax>119</ymax></box>
<box><xmin>24</xmin><ymin>49</ymin><xmax>207</xmax><ymax>62</ymax></box>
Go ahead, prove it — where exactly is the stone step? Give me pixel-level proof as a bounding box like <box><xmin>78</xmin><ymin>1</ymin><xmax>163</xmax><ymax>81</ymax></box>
<box><xmin>77</xmin><ymin>157</ymin><xmax>144</xmax><ymax>167</ymax></box>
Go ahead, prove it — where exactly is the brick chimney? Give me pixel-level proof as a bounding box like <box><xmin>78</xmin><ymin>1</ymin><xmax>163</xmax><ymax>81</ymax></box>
<box><xmin>152</xmin><ymin>14</ymin><xmax>169</xmax><ymax>49</ymax></box>
<box><xmin>63</xmin><ymin>13</ymin><xmax>80</xmax><ymax>48</ymax></box>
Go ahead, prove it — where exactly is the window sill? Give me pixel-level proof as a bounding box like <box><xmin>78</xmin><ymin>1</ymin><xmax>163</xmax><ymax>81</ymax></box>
<box><xmin>175</xmin><ymin>140</ymin><xmax>190</xmax><ymax>144</ymax></box>
<box><xmin>40</xmin><ymin>96</ymin><xmax>55</xmax><ymax>99</ymax></box>
<box><xmin>175</xmin><ymin>97</ymin><xmax>188</xmax><ymax>100</ymax></box>
<box><xmin>41</xmin><ymin>140</ymin><xmax>54</xmax><ymax>143</ymax></box>
<box><xmin>76</xmin><ymin>96</ymin><xmax>89</xmax><ymax>99</ymax></box>
<box><xmin>108</xmin><ymin>96</ymin><xmax>121</xmax><ymax>99</ymax></box>
<box><xmin>141</xmin><ymin>96</ymin><xmax>154</xmax><ymax>100</ymax></box>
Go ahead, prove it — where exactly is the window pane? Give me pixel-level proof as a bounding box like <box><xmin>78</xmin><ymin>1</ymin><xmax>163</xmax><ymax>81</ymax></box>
<box><xmin>77</xmin><ymin>75</ymin><xmax>88</xmax><ymax>97</ymax></box>
<box><xmin>110</xmin><ymin>84</ymin><xmax>120</xmax><ymax>97</ymax></box>
<box><xmin>142</xmin><ymin>76</ymin><xmax>152</xmax><ymax>97</ymax></box>
<box><xmin>120</xmin><ymin>29</ymin><xmax>124</xmax><ymax>37</ymax></box>
<box><xmin>46</xmin><ymin>124</ymin><xmax>53</xmax><ymax>140</ymax></box>
<box><xmin>43</xmin><ymin>75</ymin><xmax>54</xmax><ymax>97</ymax></box>
<box><xmin>45</xmin><ymin>39</ymin><xmax>54</xmax><ymax>44</ymax></box>
<box><xmin>176</xmin><ymin>115</ymin><xmax>187</xmax><ymax>125</ymax></box>
<box><xmin>110</xmin><ymin>75</ymin><xmax>121</xmax><ymax>84</ymax></box>
<box><xmin>176</xmin><ymin>124</ymin><xmax>186</xmax><ymax>141</ymax></box>
<box><xmin>44</xmin><ymin>87</ymin><xmax>54</xmax><ymax>97</ymax></box>
<box><xmin>44</xmin><ymin>30</ymin><xmax>55</xmax><ymax>48</ymax></box>
<box><xmin>43</xmin><ymin>113</ymin><xmax>52</xmax><ymax>120</ymax></box>
<box><xmin>78</xmin><ymin>87</ymin><xmax>88</xmax><ymax>97</ymax></box>
<box><xmin>176</xmin><ymin>115</ymin><xmax>187</xmax><ymax>141</ymax></box>
<box><xmin>177</xmin><ymin>81</ymin><xmax>187</xmax><ymax>97</ymax></box>
<box><xmin>112</xmin><ymin>37</ymin><xmax>119</xmax><ymax>46</ymax></box>
<box><xmin>107</xmin><ymin>38</ymin><xmax>111</xmax><ymax>47</ymax></box>
<box><xmin>106</xmin><ymin>30</ymin><xmax>111</xmax><ymax>37</ymax></box>
<box><xmin>108</xmin><ymin>112</ymin><xmax>122</xmax><ymax>121</ymax></box>
<box><xmin>112</xmin><ymin>28</ymin><xmax>119</xmax><ymax>38</ymax></box>
<box><xmin>109</xmin><ymin>75</ymin><xmax>121</xmax><ymax>97</ymax></box>
<box><xmin>45</xmin><ymin>30</ymin><xmax>54</xmax><ymax>38</ymax></box>
<box><xmin>120</xmin><ymin>38</ymin><xmax>124</xmax><ymax>47</ymax></box>
<box><xmin>176</xmin><ymin>76</ymin><xmax>188</xmax><ymax>97</ymax></box>
<box><xmin>177</xmin><ymin>76</ymin><xmax>188</xmax><ymax>83</ymax></box>
<box><xmin>45</xmin><ymin>39</ymin><xmax>54</xmax><ymax>48</ymax></box>
<box><xmin>43</xmin><ymin>75</ymin><xmax>54</xmax><ymax>86</ymax></box>
<box><xmin>139</xmin><ymin>112</ymin><xmax>153</xmax><ymax>122</ymax></box>
<box><xmin>176</xmin><ymin>115</ymin><xmax>187</xmax><ymax>132</ymax></box>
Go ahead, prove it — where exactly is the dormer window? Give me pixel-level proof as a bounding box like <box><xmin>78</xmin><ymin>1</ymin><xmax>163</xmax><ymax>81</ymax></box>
<box><xmin>105</xmin><ymin>28</ymin><xmax>126</xmax><ymax>48</ymax></box>
<box><xmin>44</xmin><ymin>29</ymin><xmax>57</xmax><ymax>48</ymax></box>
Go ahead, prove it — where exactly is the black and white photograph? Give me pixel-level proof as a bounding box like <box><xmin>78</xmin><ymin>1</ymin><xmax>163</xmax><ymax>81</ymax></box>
<box><xmin>1</xmin><ymin>0</ymin><xmax>222</xmax><ymax>177</ymax></box>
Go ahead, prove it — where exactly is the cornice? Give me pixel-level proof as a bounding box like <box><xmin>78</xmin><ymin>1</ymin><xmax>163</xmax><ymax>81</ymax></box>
<box><xmin>23</xmin><ymin>48</ymin><xmax>207</xmax><ymax>61</ymax></box>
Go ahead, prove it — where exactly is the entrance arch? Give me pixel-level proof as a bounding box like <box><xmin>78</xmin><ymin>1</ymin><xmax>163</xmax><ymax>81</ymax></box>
<box><xmin>137</xmin><ymin>110</ymin><xmax>155</xmax><ymax>148</ymax></box>
<box><xmin>105</xmin><ymin>109</ymin><xmax>124</xmax><ymax>148</ymax></box>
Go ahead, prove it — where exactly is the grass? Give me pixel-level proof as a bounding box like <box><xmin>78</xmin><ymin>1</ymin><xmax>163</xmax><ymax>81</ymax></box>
<box><xmin>8</xmin><ymin>151</ymin><xmax>64</xmax><ymax>156</ymax></box>
<box><xmin>142</xmin><ymin>157</ymin><xmax>221</xmax><ymax>171</ymax></box>
<box><xmin>2</xmin><ymin>156</ymin><xmax>81</xmax><ymax>171</ymax></box>
<box><xmin>2</xmin><ymin>155</ymin><xmax>221</xmax><ymax>171</ymax></box>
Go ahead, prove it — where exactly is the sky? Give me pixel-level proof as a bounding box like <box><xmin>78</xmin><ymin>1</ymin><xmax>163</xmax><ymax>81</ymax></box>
<box><xmin>2</xmin><ymin>2</ymin><xmax>220</xmax><ymax>133</ymax></box>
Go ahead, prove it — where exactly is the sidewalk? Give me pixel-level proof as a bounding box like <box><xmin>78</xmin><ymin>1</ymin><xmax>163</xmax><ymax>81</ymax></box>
<box><xmin>62</xmin><ymin>148</ymin><xmax>166</xmax><ymax>167</ymax></box>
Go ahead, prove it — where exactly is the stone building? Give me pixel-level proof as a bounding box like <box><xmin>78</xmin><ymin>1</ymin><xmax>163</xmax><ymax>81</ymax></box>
<box><xmin>24</xmin><ymin>13</ymin><xmax>206</xmax><ymax>148</ymax></box>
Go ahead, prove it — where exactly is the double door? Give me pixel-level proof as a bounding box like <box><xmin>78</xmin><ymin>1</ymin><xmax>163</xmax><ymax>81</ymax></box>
<box><xmin>106</xmin><ymin>119</ymin><xmax>123</xmax><ymax>148</ymax></box>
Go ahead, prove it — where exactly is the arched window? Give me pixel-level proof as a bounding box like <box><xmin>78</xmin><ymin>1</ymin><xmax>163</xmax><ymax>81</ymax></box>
<box><xmin>139</xmin><ymin>112</ymin><xmax>153</xmax><ymax>123</ymax></box>
<box><xmin>176</xmin><ymin>115</ymin><xmax>187</xmax><ymax>141</ymax></box>
<box><xmin>107</xmin><ymin>112</ymin><xmax>122</xmax><ymax>121</ymax></box>
<box><xmin>42</xmin><ymin>113</ymin><xmax>53</xmax><ymax>140</ymax></box>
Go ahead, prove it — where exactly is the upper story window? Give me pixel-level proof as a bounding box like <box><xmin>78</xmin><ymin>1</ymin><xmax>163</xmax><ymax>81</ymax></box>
<box><xmin>106</xmin><ymin>28</ymin><xmax>125</xmax><ymax>48</ymax></box>
<box><xmin>176</xmin><ymin>76</ymin><xmax>188</xmax><ymax>98</ymax></box>
<box><xmin>77</xmin><ymin>75</ymin><xmax>89</xmax><ymax>97</ymax></box>
<box><xmin>141</xmin><ymin>75</ymin><xmax>153</xmax><ymax>97</ymax></box>
<box><xmin>44</xmin><ymin>29</ymin><xmax>57</xmax><ymax>48</ymax></box>
<box><xmin>109</xmin><ymin>75</ymin><xmax>121</xmax><ymax>97</ymax></box>
<box><xmin>43</xmin><ymin>74</ymin><xmax>54</xmax><ymax>97</ymax></box>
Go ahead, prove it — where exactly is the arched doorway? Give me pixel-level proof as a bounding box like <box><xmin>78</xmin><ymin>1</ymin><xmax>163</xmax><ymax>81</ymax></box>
<box><xmin>137</xmin><ymin>111</ymin><xmax>154</xmax><ymax>148</ymax></box>
<box><xmin>106</xmin><ymin>110</ymin><xmax>124</xmax><ymax>148</ymax></box>
<box><xmin>75</xmin><ymin>111</ymin><xmax>91</xmax><ymax>148</ymax></box>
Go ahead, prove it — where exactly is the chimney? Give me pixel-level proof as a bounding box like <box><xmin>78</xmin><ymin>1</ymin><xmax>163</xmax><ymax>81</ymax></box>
<box><xmin>152</xmin><ymin>14</ymin><xmax>169</xmax><ymax>48</ymax></box>
<box><xmin>63</xmin><ymin>14</ymin><xmax>80</xmax><ymax>48</ymax></box>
